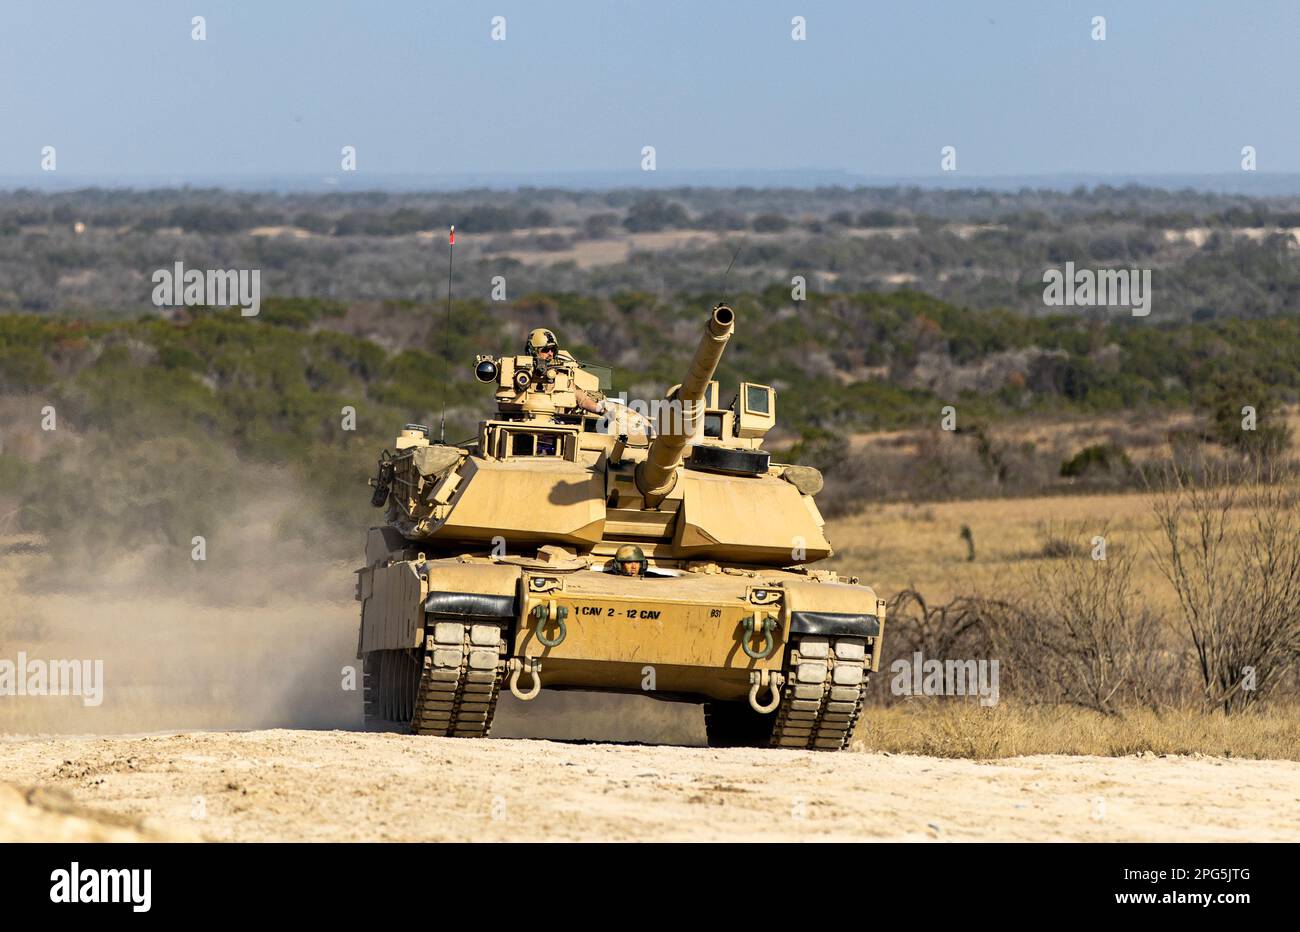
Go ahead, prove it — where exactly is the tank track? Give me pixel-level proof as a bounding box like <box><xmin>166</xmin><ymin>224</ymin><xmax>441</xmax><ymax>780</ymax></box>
<box><xmin>767</xmin><ymin>634</ymin><xmax>870</xmax><ymax>750</ymax></box>
<box><xmin>411</xmin><ymin>619</ymin><xmax>509</xmax><ymax>737</ymax></box>
<box><xmin>362</xmin><ymin>650</ymin><xmax>421</xmax><ymax>727</ymax></box>
<box><xmin>362</xmin><ymin>618</ymin><xmax>509</xmax><ymax>737</ymax></box>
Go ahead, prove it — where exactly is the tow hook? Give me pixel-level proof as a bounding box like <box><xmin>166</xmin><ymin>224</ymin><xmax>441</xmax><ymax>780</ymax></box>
<box><xmin>532</xmin><ymin>599</ymin><xmax>569</xmax><ymax>647</ymax></box>
<box><xmin>508</xmin><ymin>657</ymin><xmax>542</xmax><ymax>701</ymax></box>
<box><xmin>740</xmin><ymin>612</ymin><xmax>777</xmax><ymax>660</ymax></box>
<box><xmin>748</xmin><ymin>669</ymin><xmax>784</xmax><ymax>714</ymax></box>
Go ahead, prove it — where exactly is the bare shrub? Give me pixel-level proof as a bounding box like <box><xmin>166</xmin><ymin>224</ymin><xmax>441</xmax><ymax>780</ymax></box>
<box><xmin>814</xmin><ymin>444</ymin><xmax>896</xmax><ymax>517</ymax></box>
<box><xmin>1152</xmin><ymin>460</ymin><xmax>1300</xmax><ymax>713</ymax></box>
<box><xmin>984</xmin><ymin>544</ymin><xmax>1170</xmax><ymax>714</ymax></box>
<box><xmin>885</xmin><ymin>588</ymin><xmax>995</xmax><ymax>661</ymax></box>
<box><xmin>875</xmin><ymin>588</ymin><xmax>1002</xmax><ymax>707</ymax></box>
<box><xmin>1032</xmin><ymin>520</ymin><xmax>1079</xmax><ymax>559</ymax></box>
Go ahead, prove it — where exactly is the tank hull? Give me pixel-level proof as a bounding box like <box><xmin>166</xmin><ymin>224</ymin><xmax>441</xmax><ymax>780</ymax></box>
<box><xmin>356</xmin><ymin>548</ymin><xmax>884</xmax><ymax>749</ymax></box>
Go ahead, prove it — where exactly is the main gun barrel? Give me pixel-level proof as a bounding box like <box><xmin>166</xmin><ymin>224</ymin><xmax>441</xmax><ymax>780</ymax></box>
<box><xmin>634</xmin><ymin>304</ymin><xmax>735</xmax><ymax>506</ymax></box>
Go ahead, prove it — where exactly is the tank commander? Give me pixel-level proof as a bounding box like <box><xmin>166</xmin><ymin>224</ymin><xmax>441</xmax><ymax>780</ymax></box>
<box><xmin>525</xmin><ymin>327</ymin><xmax>606</xmax><ymax>416</ymax></box>
<box><xmin>607</xmin><ymin>544</ymin><xmax>648</xmax><ymax>577</ymax></box>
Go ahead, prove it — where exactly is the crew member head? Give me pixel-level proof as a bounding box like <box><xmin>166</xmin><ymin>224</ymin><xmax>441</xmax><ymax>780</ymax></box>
<box><xmin>611</xmin><ymin>544</ymin><xmax>648</xmax><ymax>577</ymax></box>
<box><xmin>525</xmin><ymin>328</ymin><xmax>559</xmax><ymax>370</ymax></box>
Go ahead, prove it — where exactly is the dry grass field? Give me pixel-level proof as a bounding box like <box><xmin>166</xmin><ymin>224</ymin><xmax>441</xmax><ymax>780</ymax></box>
<box><xmin>821</xmin><ymin>447</ymin><xmax>1300</xmax><ymax>762</ymax></box>
<box><xmin>858</xmin><ymin>703</ymin><xmax>1300</xmax><ymax>761</ymax></box>
<box><xmin>824</xmin><ymin>487</ymin><xmax>1164</xmax><ymax>608</ymax></box>
<box><xmin>827</xmin><ymin>405</ymin><xmax>1300</xmax><ymax>608</ymax></box>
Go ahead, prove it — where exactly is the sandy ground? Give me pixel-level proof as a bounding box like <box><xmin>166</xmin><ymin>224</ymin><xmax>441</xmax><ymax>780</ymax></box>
<box><xmin>3</xmin><ymin>729</ymin><xmax>1299</xmax><ymax>842</ymax></box>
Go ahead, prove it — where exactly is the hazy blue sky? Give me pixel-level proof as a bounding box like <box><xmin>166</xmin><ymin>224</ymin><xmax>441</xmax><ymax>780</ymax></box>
<box><xmin>4</xmin><ymin>0</ymin><xmax>1299</xmax><ymax>180</ymax></box>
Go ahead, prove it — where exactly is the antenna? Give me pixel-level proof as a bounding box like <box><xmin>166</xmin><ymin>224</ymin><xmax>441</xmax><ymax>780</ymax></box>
<box><xmin>720</xmin><ymin>236</ymin><xmax>746</xmax><ymax>306</ymax></box>
<box><xmin>438</xmin><ymin>224</ymin><xmax>454</xmax><ymax>444</ymax></box>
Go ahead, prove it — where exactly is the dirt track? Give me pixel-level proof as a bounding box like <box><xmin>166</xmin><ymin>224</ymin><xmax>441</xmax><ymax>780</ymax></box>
<box><xmin>3</xmin><ymin>729</ymin><xmax>1299</xmax><ymax>842</ymax></box>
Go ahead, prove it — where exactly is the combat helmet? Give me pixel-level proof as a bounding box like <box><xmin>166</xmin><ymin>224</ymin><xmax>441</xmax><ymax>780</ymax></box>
<box><xmin>525</xmin><ymin>328</ymin><xmax>558</xmax><ymax>358</ymax></box>
<box><xmin>611</xmin><ymin>544</ymin><xmax>647</xmax><ymax>576</ymax></box>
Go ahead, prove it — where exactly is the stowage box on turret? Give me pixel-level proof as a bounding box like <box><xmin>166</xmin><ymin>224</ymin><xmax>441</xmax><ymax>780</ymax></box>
<box><xmin>356</xmin><ymin>305</ymin><xmax>885</xmax><ymax>749</ymax></box>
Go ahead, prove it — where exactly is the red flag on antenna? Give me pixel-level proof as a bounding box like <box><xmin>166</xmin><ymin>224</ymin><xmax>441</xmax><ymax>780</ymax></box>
<box><xmin>449</xmin><ymin>225</ymin><xmax>455</xmax><ymax>245</ymax></box>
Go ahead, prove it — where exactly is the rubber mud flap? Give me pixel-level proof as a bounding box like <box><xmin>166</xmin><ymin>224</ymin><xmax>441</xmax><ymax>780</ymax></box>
<box><xmin>423</xmin><ymin>591</ymin><xmax>516</xmax><ymax>619</ymax></box>
<box><xmin>789</xmin><ymin>610</ymin><xmax>880</xmax><ymax>638</ymax></box>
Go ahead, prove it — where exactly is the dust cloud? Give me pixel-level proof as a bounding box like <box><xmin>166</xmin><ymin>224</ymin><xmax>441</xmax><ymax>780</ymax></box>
<box><xmin>1</xmin><ymin>465</ymin><xmax>704</xmax><ymax>745</ymax></box>
<box><xmin>0</xmin><ymin>477</ymin><xmax>362</xmax><ymax>735</ymax></box>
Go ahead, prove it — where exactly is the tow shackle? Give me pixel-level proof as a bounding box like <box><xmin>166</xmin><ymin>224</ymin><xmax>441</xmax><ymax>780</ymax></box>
<box><xmin>740</xmin><ymin>612</ymin><xmax>778</xmax><ymax>660</ymax></box>
<box><xmin>532</xmin><ymin>598</ymin><xmax>568</xmax><ymax>648</ymax></box>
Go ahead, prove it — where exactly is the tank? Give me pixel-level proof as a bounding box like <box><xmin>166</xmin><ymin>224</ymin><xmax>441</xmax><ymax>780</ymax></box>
<box><xmin>355</xmin><ymin>304</ymin><xmax>886</xmax><ymax>750</ymax></box>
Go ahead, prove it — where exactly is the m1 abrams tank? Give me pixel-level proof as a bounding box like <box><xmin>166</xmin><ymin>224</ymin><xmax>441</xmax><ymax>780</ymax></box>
<box><xmin>356</xmin><ymin>305</ymin><xmax>885</xmax><ymax>750</ymax></box>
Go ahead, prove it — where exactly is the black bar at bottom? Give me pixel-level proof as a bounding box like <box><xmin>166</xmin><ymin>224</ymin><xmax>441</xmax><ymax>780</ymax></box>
<box><xmin>0</xmin><ymin>842</ymin><xmax>1285</xmax><ymax>919</ymax></box>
